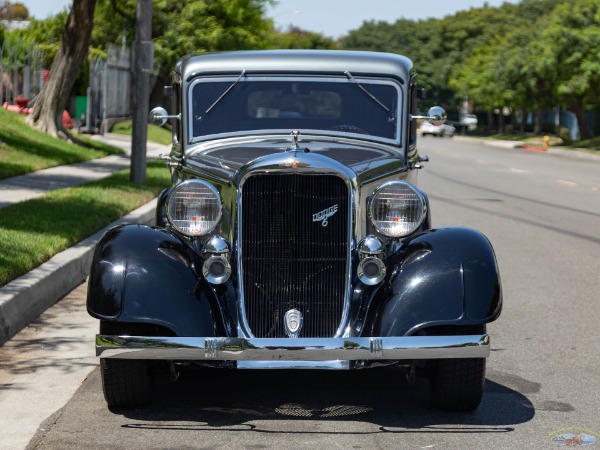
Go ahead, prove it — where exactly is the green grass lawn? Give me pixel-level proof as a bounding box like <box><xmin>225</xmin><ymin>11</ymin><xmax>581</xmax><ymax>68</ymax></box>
<box><xmin>0</xmin><ymin>160</ymin><xmax>171</xmax><ymax>287</ymax></box>
<box><xmin>484</xmin><ymin>133</ymin><xmax>560</xmax><ymax>145</ymax></box>
<box><xmin>0</xmin><ymin>108</ymin><xmax>124</xmax><ymax>180</ymax></box>
<box><xmin>111</xmin><ymin>120</ymin><xmax>172</xmax><ymax>145</ymax></box>
<box><xmin>565</xmin><ymin>136</ymin><xmax>600</xmax><ymax>152</ymax></box>
<box><xmin>472</xmin><ymin>130</ymin><xmax>599</xmax><ymax>152</ymax></box>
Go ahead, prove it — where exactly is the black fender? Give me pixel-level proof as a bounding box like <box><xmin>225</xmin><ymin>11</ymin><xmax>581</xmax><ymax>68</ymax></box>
<box><xmin>365</xmin><ymin>227</ymin><xmax>502</xmax><ymax>337</ymax></box>
<box><xmin>155</xmin><ymin>187</ymin><xmax>171</xmax><ymax>227</ymax></box>
<box><xmin>87</xmin><ymin>224</ymin><xmax>230</xmax><ymax>337</ymax></box>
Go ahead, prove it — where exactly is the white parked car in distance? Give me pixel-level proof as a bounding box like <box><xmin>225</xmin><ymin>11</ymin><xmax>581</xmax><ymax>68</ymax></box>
<box><xmin>420</xmin><ymin>120</ymin><xmax>456</xmax><ymax>137</ymax></box>
<box><xmin>461</xmin><ymin>114</ymin><xmax>478</xmax><ymax>131</ymax></box>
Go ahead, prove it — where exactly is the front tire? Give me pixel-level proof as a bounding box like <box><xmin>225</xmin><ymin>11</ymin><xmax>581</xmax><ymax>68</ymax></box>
<box><xmin>427</xmin><ymin>325</ymin><xmax>487</xmax><ymax>411</ymax></box>
<box><xmin>99</xmin><ymin>321</ymin><xmax>157</xmax><ymax>407</ymax></box>
<box><xmin>429</xmin><ymin>357</ymin><xmax>486</xmax><ymax>411</ymax></box>
<box><xmin>101</xmin><ymin>359</ymin><xmax>151</xmax><ymax>407</ymax></box>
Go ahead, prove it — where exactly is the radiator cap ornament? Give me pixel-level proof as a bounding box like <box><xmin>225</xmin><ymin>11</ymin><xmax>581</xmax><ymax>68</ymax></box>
<box><xmin>284</xmin><ymin>309</ymin><xmax>303</xmax><ymax>338</ymax></box>
<box><xmin>279</xmin><ymin>159</ymin><xmax>310</xmax><ymax>169</ymax></box>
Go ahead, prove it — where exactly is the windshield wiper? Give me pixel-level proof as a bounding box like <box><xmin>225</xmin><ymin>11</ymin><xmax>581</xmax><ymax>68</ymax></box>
<box><xmin>205</xmin><ymin>70</ymin><xmax>246</xmax><ymax>114</ymax></box>
<box><xmin>344</xmin><ymin>71</ymin><xmax>390</xmax><ymax>115</ymax></box>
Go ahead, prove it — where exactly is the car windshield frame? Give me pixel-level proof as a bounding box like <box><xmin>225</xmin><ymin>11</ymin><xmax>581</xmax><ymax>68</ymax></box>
<box><xmin>187</xmin><ymin>75</ymin><xmax>404</xmax><ymax>146</ymax></box>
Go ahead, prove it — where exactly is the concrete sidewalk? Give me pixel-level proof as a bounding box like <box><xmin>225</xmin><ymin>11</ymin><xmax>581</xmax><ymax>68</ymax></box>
<box><xmin>0</xmin><ymin>133</ymin><xmax>169</xmax><ymax>344</ymax></box>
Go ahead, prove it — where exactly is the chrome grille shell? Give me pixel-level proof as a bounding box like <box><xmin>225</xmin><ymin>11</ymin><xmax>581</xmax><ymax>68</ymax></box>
<box><xmin>236</xmin><ymin>152</ymin><xmax>356</xmax><ymax>337</ymax></box>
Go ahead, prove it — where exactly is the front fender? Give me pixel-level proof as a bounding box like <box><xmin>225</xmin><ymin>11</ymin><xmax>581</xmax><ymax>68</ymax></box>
<box><xmin>367</xmin><ymin>227</ymin><xmax>502</xmax><ymax>336</ymax></box>
<box><xmin>86</xmin><ymin>224</ymin><xmax>222</xmax><ymax>336</ymax></box>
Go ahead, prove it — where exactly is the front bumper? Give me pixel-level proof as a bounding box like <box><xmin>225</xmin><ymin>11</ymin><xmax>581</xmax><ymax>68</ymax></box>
<box><xmin>96</xmin><ymin>334</ymin><xmax>490</xmax><ymax>360</ymax></box>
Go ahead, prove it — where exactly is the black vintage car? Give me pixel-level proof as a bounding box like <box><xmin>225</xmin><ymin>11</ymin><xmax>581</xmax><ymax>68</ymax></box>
<box><xmin>87</xmin><ymin>50</ymin><xmax>502</xmax><ymax>411</ymax></box>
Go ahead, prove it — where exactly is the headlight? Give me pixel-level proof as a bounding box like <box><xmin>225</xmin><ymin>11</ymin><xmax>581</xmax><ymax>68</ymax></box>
<box><xmin>166</xmin><ymin>180</ymin><xmax>222</xmax><ymax>237</ymax></box>
<box><xmin>369</xmin><ymin>181</ymin><xmax>426</xmax><ymax>237</ymax></box>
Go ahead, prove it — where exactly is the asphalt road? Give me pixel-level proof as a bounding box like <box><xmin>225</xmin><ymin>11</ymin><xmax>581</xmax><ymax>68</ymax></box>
<box><xmin>8</xmin><ymin>137</ymin><xmax>600</xmax><ymax>449</ymax></box>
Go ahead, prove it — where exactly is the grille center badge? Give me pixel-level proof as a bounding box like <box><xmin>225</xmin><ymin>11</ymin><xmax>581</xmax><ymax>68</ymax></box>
<box><xmin>284</xmin><ymin>309</ymin><xmax>303</xmax><ymax>338</ymax></box>
<box><xmin>313</xmin><ymin>204</ymin><xmax>338</xmax><ymax>227</ymax></box>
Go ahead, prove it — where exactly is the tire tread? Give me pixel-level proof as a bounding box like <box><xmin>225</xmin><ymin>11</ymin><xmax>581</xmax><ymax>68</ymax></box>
<box><xmin>430</xmin><ymin>357</ymin><xmax>486</xmax><ymax>411</ymax></box>
<box><xmin>428</xmin><ymin>324</ymin><xmax>487</xmax><ymax>411</ymax></box>
<box><xmin>101</xmin><ymin>359</ymin><xmax>151</xmax><ymax>407</ymax></box>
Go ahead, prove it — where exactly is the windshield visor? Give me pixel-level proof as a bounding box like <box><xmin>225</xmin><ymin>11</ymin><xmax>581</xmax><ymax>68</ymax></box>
<box><xmin>188</xmin><ymin>77</ymin><xmax>402</xmax><ymax>144</ymax></box>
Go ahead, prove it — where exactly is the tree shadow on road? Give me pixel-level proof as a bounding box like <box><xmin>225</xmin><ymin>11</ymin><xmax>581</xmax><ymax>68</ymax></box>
<box><xmin>114</xmin><ymin>366</ymin><xmax>535</xmax><ymax>436</ymax></box>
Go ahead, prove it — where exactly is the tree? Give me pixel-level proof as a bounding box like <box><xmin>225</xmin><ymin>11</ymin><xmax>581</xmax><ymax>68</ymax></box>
<box><xmin>27</xmin><ymin>0</ymin><xmax>97</xmax><ymax>138</ymax></box>
<box><xmin>91</xmin><ymin>0</ymin><xmax>274</xmax><ymax>107</ymax></box>
<box><xmin>539</xmin><ymin>0</ymin><xmax>600</xmax><ymax>138</ymax></box>
<box><xmin>342</xmin><ymin>19</ymin><xmax>436</xmax><ymax>104</ymax></box>
<box><xmin>0</xmin><ymin>1</ymin><xmax>29</xmax><ymax>20</ymax></box>
<box><xmin>269</xmin><ymin>26</ymin><xmax>337</xmax><ymax>50</ymax></box>
<box><xmin>340</xmin><ymin>0</ymin><xmax>577</xmax><ymax>116</ymax></box>
<box><xmin>8</xmin><ymin>11</ymin><xmax>66</xmax><ymax>45</ymax></box>
<box><xmin>449</xmin><ymin>20</ymin><xmax>561</xmax><ymax>134</ymax></box>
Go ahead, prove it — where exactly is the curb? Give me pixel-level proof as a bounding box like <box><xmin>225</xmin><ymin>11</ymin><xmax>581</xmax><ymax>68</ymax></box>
<box><xmin>0</xmin><ymin>199</ymin><xmax>157</xmax><ymax>346</ymax></box>
<box><xmin>515</xmin><ymin>144</ymin><xmax>546</xmax><ymax>152</ymax></box>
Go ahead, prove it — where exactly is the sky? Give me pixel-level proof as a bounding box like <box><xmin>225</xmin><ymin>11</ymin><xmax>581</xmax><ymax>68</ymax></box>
<box><xmin>18</xmin><ymin>0</ymin><xmax>520</xmax><ymax>38</ymax></box>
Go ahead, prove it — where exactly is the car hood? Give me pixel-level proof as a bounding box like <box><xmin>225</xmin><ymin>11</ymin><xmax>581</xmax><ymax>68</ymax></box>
<box><xmin>184</xmin><ymin>136</ymin><xmax>405</xmax><ymax>184</ymax></box>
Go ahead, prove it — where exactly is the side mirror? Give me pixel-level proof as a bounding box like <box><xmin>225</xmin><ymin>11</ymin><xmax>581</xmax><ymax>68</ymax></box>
<box><xmin>426</xmin><ymin>106</ymin><xmax>447</xmax><ymax>126</ymax></box>
<box><xmin>409</xmin><ymin>106</ymin><xmax>447</xmax><ymax>126</ymax></box>
<box><xmin>148</xmin><ymin>106</ymin><xmax>180</xmax><ymax>126</ymax></box>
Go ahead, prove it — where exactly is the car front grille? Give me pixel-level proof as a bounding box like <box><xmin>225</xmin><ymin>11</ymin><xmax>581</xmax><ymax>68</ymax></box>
<box><xmin>241</xmin><ymin>173</ymin><xmax>349</xmax><ymax>338</ymax></box>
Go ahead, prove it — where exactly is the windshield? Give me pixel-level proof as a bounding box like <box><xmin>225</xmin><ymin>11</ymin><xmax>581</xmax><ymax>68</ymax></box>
<box><xmin>188</xmin><ymin>77</ymin><xmax>402</xmax><ymax>144</ymax></box>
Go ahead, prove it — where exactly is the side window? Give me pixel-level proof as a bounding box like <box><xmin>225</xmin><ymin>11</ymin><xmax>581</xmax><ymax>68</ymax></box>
<box><xmin>408</xmin><ymin>82</ymin><xmax>417</xmax><ymax>147</ymax></box>
<box><xmin>172</xmin><ymin>79</ymin><xmax>182</xmax><ymax>145</ymax></box>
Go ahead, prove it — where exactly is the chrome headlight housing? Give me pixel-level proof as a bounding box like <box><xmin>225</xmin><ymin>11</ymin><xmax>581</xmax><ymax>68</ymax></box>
<box><xmin>166</xmin><ymin>180</ymin><xmax>222</xmax><ymax>237</ymax></box>
<box><xmin>369</xmin><ymin>181</ymin><xmax>426</xmax><ymax>238</ymax></box>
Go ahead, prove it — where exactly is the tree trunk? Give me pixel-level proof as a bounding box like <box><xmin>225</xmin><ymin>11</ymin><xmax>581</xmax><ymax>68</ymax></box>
<box><xmin>28</xmin><ymin>0</ymin><xmax>97</xmax><ymax>138</ymax></box>
<box><xmin>511</xmin><ymin>110</ymin><xmax>516</xmax><ymax>134</ymax></box>
<box><xmin>572</xmin><ymin>102</ymin><xmax>588</xmax><ymax>140</ymax></box>
<box><xmin>534</xmin><ymin>109</ymin><xmax>542</xmax><ymax>135</ymax></box>
<box><xmin>498</xmin><ymin>109</ymin><xmax>504</xmax><ymax>134</ymax></box>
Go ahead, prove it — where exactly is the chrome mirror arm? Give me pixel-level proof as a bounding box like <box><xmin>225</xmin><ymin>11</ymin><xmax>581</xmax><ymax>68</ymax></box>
<box><xmin>410</xmin><ymin>106</ymin><xmax>447</xmax><ymax>126</ymax></box>
<box><xmin>149</xmin><ymin>107</ymin><xmax>181</xmax><ymax>126</ymax></box>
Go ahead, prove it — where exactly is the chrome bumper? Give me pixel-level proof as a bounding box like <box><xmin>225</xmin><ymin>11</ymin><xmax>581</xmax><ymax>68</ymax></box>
<box><xmin>96</xmin><ymin>334</ymin><xmax>490</xmax><ymax>360</ymax></box>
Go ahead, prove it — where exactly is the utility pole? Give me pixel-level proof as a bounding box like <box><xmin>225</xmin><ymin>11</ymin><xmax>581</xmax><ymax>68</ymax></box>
<box><xmin>130</xmin><ymin>0</ymin><xmax>152</xmax><ymax>184</ymax></box>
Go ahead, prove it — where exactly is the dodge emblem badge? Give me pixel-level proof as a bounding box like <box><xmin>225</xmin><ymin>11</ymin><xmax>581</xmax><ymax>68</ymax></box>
<box><xmin>284</xmin><ymin>309</ymin><xmax>303</xmax><ymax>338</ymax></box>
<box><xmin>313</xmin><ymin>204</ymin><xmax>338</xmax><ymax>227</ymax></box>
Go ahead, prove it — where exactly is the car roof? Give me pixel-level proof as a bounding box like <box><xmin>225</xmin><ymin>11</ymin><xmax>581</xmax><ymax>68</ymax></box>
<box><xmin>176</xmin><ymin>50</ymin><xmax>413</xmax><ymax>83</ymax></box>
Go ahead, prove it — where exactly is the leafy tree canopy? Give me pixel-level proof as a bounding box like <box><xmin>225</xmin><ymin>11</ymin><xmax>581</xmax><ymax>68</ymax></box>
<box><xmin>341</xmin><ymin>0</ymin><xmax>590</xmax><ymax>113</ymax></box>
<box><xmin>0</xmin><ymin>1</ymin><xmax>29</xmax><ymax>20</ymax></box>
<box><xmin>268</xmin><ymin>26</ymin><xmax>337</xmax><ymax>50</ymax></box>
<box><xmin>9</xmin><ymin>0</ymin><xmax>599</xmax><ymax>137</ymax></box>
<box><xmin>91</xmin><ymin>0</ymin><xmax>274</xmax><ymax>75</ymax></box>
<box><xmin>88</xmin><ymin>0</ymin><xmax>276</xmax><ymax>101</ymax></box>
